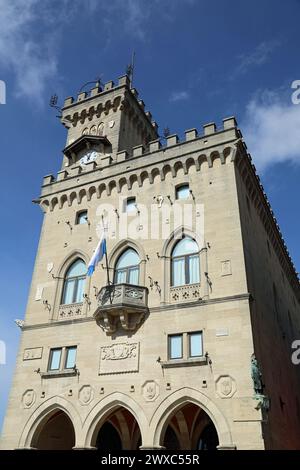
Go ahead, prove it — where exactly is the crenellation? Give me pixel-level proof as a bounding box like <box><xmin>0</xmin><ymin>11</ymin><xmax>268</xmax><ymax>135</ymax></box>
<box><xmin>149</xmin><ymin>139</ymin><xmax>161</xmax><ymax>152</ymax></box>
<box><xmin>132</xmin><ymin>145</ymin><xmax>144</xmax><ymax>157</ymax></box>
<box><xmin>138</xmin><ymin>99</ymin><xmax>145</xmax><ymax>110</ymax></box>
<box><xmin>145</xmin><ymin>111</ymin><xmax>152</xmax><ymax>121</ymax></box>
<box><xmin>166</xmin><ymin>134</ymin><xmax>179</xmax><ymax>147</ymax></box>
<box><xmin>42</xmin><ymin>174</ymin><xmax>55</xmax><ymax>186</ymax></box>
<box><xmin>104</xmin><ymin>80</ymin><xmax>114</xmax><ymax>91</ymax></box>
<box><xmin>118</xmin><ymin>74</ymin><xmax>130</xmax><ymax>87</ymax></box>
<box><xmin>117</xmin><ymin>150</ymin><xmax>128</xmax><ymax>162</ymax></box>
<box><xmin>130</xmin><ymin>88</ymin><xmax>138</xmax><ymax>98</ymax></box>
<box><xmin>57</xmin><ymin>170</ymin><xmax>68</xmax><ymax>181</ymax></box>
<box><xmin>90</xmin><ymin>84</ymin><xmax>102</xmax><ymax>97</ymax></box>
<box><xmin>77</xmin><ymin>91</ymin><xmax>87</xmax><ymax>102</ymax></box>
<box><xmin>64</xmin><ymin>96</ymin><xmax>74</xmax><ymax>107</ymax></box>
<box><xmin>185</xmin><ymin>128</ymin><xmax>198</xmax><ymax>141</ymax></box>
<box><xmin>203</xmin><ymin>122</ymin><xmax>216</xmax><ymax>135</ymax></box>
<box><xmin>223</xmin><ymin>116</ymin><xmax>237</xmax><ymax>130</ymax></box>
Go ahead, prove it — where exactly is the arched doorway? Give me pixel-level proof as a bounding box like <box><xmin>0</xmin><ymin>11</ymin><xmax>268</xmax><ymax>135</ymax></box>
<box><xmin>161</xmin><ymin>403</ymin><xmax>219</xmax><ymax>450</ymax></box>
<box><xmin>93</xmin><ymin>406</ymin><xmax>141</xmax><ymax>450</ymax></box>
<box><xmin>31</xmin><ymin>410</ymin><xmax>75</xmax><ymax>450</ymax></box>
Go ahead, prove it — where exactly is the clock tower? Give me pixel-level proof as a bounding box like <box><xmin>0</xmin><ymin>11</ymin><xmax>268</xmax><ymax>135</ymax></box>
<box><xmin>60</xmin><ymin>75</ymin><xmax>158</xmax><ymax>170</ymax></box>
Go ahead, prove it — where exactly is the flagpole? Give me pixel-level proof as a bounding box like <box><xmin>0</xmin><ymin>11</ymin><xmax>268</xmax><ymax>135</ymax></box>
<box><xmin>101</xmin><ymin>215</ymin><xmax>111</xmax><ymax>286</ymax></box>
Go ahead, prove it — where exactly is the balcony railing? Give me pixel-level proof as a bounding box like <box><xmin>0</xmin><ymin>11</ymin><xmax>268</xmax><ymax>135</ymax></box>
<box><xmin>94</xmin><ymin>283</ymin><xmax>149</xmax><ymax>334</ymax></box>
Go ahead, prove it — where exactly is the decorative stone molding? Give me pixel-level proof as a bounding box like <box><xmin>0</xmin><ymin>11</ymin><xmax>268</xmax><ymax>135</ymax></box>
<box><xmin>58</xmin><ymin>302</ymin><xmax>83</xmax><ymax>320</ymax></box>
<box><xmin>79</xmin><ymin>385</ymin><xmax>94</xmax><ymax>405</ymax></box>
<box><xmin>94</xmin><ymin>284</ymin><xmax>148</xmax><ymax>334</ymax></box>
<box><xmin>99</xmin><ymin>342</ymin><xmax>139</xmax><ymax>375</ymax></box>
<box><xmin>142</xmin><ymin>380</ymin><xmax>159</xmax><ymax>402</ymax></box>
<box><xmin>22</xmin><ymin>389</ymin><xmax>36</xmax><ymax>409</ymax></box>
<box><xmin>170</xmin><ymin>284</ymin><xmax>201</xmax><ymax>303</ymax></box>
<box><xmin>215</xmin><ymin>375</ymin><xmax>236</xmax><ymax>398</ymax></box>
<box><xmin>23</xmin><ymin>348</ymin><xmax>43</xmax><ymax>361</ymax></box>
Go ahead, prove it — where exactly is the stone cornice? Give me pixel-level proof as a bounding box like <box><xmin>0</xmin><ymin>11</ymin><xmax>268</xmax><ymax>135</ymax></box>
<box><xmin>21</xmin><ymin>293</ymin><xmax>251</xmax><ymax>331</ymax></box>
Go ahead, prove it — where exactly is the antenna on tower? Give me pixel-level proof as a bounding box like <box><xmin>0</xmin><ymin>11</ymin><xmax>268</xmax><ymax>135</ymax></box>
<box><xmin>126</xmin><ymin>51</ymin><xmax>135</xmax><ymax>88</ymax></box>
<box><xmin>49</xmin><ymin>94</ymin><xmax>61</xmax><ymax>112</ymax></box>
<box><xmin>78</xmin><ymin>76</ymin><xmax>103</xmax><ymax>93</ymax></box>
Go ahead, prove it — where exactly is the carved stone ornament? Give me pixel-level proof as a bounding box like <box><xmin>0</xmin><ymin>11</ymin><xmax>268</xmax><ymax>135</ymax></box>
<box><xmin>215</xmin><ymin>375</ymin><xmax>236</xmax><ymax>398</ymax></box>
<box><xmin>99</xmin><ymin>342</ymin><xmax>140</xmax><ymax>375</ymax></box>
<box><xmin>79</xmin><ymin>385</ymin><xmax>94</xmax><ymax>405</ymax></box>
<box><xmin>142</xmin><ymin>380</ymin><xmax>159</xmax><ymax>402</ymax></box>
<box><xmin>22</xmin><ymin>389</ymin><xmax>36</xmax><ymax>408</ymax></box>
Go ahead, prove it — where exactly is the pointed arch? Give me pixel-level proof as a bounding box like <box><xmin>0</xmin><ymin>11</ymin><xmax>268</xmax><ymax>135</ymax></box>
<box><xmin>149</xmin><ymin>387</ymin><xmax>233</xmax><ymax>449</ymax></box>
<box><xmin>108</xmin><ymin>239</ymin><xmax>146</xmax><ymax>286</ymax></box>
<box><xmin>83</xmin><ymin>392</ymin><xmax>148</xmax><ymax>448</ymax></box>
<box><xmin>18</xmin><ymin>396</ymin><xmax>82</xmax><ymax>448</ymax></box>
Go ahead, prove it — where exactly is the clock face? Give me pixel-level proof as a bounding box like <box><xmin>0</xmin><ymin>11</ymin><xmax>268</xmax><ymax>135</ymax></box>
<box><xmin>80</xmin><ymin>150</ymin><xmax>97</xmax><ymax>166</ymax></box>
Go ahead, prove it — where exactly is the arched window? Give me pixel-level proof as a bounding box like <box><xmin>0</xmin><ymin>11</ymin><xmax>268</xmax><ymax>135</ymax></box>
<box><xmin>61</xmin><ymin>259</ymin><xmax>86</xmax><ymax>305</ymax></box>
<box><xmin>171</xmin><ymin>237</ymin><xmax>200</xmax><ymax>286</ymax></box>
<box><xmin>114</xmin><ymin>249</ymin><xmax>140</xmax><ymax>285</ymax></box>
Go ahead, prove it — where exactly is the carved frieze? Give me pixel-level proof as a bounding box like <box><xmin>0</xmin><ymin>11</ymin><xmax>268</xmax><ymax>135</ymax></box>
<box><xmin>23</xmin><ymin>347</ymin><xmax>43</xmax><ymax>361</ymax></box>
<box><xmin>58</xmin><ymin>302</ymin><xmax>83</xmax><ymax>320</ymax></box>
<box><xmin>170</xmin><ymin>284</ymin><xmax>201</xmax><ymax>303</ymax></box>
<box><xmin>99</xmin><ymin>342</ymin><xmax>139</xmax><ymax>375</ymax></box>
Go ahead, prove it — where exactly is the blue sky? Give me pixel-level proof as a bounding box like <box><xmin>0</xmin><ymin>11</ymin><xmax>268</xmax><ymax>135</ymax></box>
<box><xmin>0</xmin><ymin>0</ymin><xmax>300</xmax><ymax>432</ymax></box>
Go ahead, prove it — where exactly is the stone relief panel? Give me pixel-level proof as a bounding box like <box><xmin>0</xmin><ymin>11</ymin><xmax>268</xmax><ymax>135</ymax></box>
<box><xmin>79</xmin><ymin>385</ymin><xmax>94</xmax><ymax>405</ymax></box>
<box><xmin>215</xmin><ymin>375</ymin><xmax>236</xmax><ymax>398</ymax></box>
<box><xmin>221</xmin><ymin>260</ymin><xmax>232</xmax><ymax>276</ymax></box>
<box><xmin>142</xmin><ymin>380</ymin><xmax>159</xmax><ymax>402</ymax></box>
<box><xmin>99</xmin><ymin>342</ymin><xmax>139</xmax><ymax>375</ymax></box>
<box><xmin>23</xmin><ymin>347</ymin><xmax>43</xmax><ymax>361</ymax></box>
<box><xmin>22</xmin><ymin>389</ymin><xmax>36</xmax><ymax>409</ymax></box>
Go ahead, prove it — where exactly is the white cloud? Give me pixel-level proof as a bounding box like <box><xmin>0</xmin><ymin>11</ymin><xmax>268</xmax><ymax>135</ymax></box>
<box><xmin>169</xmin><ymin>90</ymin><xmax>190</xmax><ymax>103</ymax></box>
<box><xmin>241</xmin><ymin>90</ymin><xmax>300</xmax><ymax>171</ymax></box>
<box><xmin>0</xmin><ymin>0</ymin><xmax>196</xmax><ymax>103</ymax></box>
<box><xmin>235</xmin><ymin>40</ymin><xmax>281</xmax><ymax>76</ymax></box>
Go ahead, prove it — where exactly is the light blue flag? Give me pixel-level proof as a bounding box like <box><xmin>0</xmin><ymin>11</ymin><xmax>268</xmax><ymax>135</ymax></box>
<box><xmin>87</xmin><ymin>232</ymin><xmax>106</xmax><ymax>276</ymax></box>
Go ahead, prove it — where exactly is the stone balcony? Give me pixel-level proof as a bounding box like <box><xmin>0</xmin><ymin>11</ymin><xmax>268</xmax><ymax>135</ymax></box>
<box><xmin>94</xmin><ymin>283</ymin><xmax>149</xmax><ymax>334</ymax></box>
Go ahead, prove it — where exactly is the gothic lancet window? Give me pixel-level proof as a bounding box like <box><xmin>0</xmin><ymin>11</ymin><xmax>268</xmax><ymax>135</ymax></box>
<box><xmin>114</xmin><ymin>249</ymin><xmax>140</xmax><ymax>285</ymax></box>
<box><xmin>171</xmin><ymin>237</ymin><xmax>200</xmax><ymax>286</ymax></box>
<box><xmin>61</xmin><ymin>259</ymin><xmax>86</xmax><ymax>305</ymax></box>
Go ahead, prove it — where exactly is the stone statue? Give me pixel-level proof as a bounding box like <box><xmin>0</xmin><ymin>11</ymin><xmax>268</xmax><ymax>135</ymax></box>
<box><xmin>251</xmin><ymin>354</ymin><xmax>263</xmax><ymax>395</ymax></box>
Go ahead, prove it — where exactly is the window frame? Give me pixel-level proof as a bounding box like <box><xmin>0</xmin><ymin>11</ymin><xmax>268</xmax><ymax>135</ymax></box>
<box><xmin>48</xmin><ymin>348</ymin><xmax>62</xmax><ymax>371</ymax></box>
<box><xmin>61</xmin><ymin>259</ymin><xmax>86</xmax><ymax>305</ymax></box>
<box><xmin>123</xmin><ymin>197</ymin><xmax>136</xmax><ymax>213</ymax></box>
<box><xmin>75</xmin><ymin>210</ymin><xmax>88</xmax><ymax>225</ymax></box>
<box><xmin>171</xmin><ymin>238</ymin><xmax>200</xmax><ymax>287</ymax></box>
<box><xmin>167</xmin><ymin>331</ymin><xmax>203</xmax><ymax>361</ymax></box>
<box><xmin>168</xmin><ymin>334</ymin><xmax>183</xmax><ymax>360</ymax></box>
<box><xmin>188</xmin><ymin>331</ymin><xmax>203</xmax><ymax>358</ymax></box>
<box><xmin>48</xmin><ymin>346</ymin><xmax>77</xmax><ymax>372</ymax></box>
<box><xmin>114</xmin><ymin>249</ymin><xmax>140</xmax><ymax>285</ymax></box>
<box><xmin>175</xmin><ymin>184</ymin><xmax>190</xmax><ymax>200</ymax></box>
<box><xmin>64</xmin><ymin>346</ymin><xmax>77</xmax><ymax>369</ymax></box>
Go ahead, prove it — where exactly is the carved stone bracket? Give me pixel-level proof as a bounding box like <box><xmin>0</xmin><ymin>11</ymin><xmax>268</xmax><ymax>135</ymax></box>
<box><xmin>94</xmin><ymin>284</ymin><xmax>148</xmax><ymax>334</ymax></box>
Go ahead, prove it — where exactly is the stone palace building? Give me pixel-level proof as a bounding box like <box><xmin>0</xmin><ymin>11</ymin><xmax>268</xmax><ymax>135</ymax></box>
<box><xmin>1</xmin><ymin>75</ymin><xmax>300</xmax><ymax>450</ymax></box>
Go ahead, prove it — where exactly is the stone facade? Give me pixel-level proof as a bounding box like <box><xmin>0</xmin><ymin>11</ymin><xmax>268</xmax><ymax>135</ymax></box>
<box><xmin>1</xmin><ymin>75</ymin><xmax>300</xmax><ymax>450</ymax></box>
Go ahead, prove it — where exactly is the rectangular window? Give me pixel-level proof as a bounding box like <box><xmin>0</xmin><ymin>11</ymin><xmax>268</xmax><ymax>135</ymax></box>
<box><xmin>169</xmin><ymin>334</ymin><xmax>183</xmax><ymax>359</ymax></box>
<box><xmin>189</xmin><ymin>332</ymin><xmax>203</xmax><ymax>357</ymax></box>
<box><xmin>48</xmin><ymin>348</ymin><xmax>62</xmax><ymax>371</ymax></box>
<box><xmin>65</xmin><ymin>346</ymin><xmax>77</xmax><ymax>369</ymax></box>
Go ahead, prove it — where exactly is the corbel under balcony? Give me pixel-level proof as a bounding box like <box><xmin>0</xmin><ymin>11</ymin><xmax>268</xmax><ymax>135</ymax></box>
<box><xmin>93</xmin><ymin>283</ymin><xmax>149</xmax><ymax>334</ymax></box>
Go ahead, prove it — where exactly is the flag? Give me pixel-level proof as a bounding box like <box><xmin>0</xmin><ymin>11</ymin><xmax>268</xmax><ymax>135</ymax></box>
<box><xmin>87</xmin><ymin>232</ymin><xmax>106</xmax><ymax>276</ymax></box>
